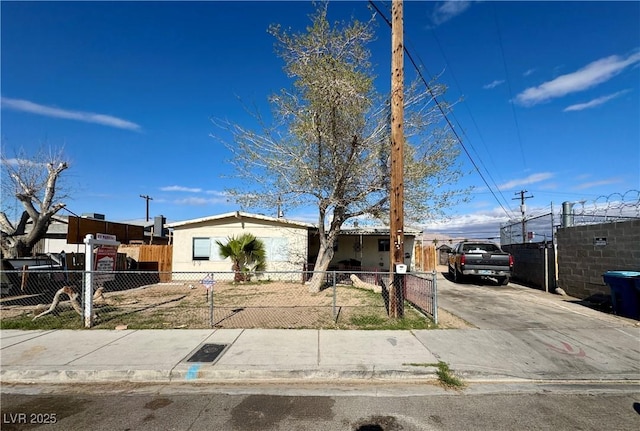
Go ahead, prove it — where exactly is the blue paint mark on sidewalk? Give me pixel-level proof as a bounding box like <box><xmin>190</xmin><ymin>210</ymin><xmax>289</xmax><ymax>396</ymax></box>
<box><xmin>186</xmin><ymin>364</ymin><xmax>201</xmax><ymax>380</ymax></box>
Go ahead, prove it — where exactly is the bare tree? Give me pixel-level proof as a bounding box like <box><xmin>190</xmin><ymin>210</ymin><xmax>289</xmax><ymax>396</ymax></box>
<box><xmin>212</xmin><ymin>3</ymin><xmax>467</xmax><ymax>291</ymax></box>
<box><xmin>0</xmin><ymin>147</ymin><xmax>70</xmax><ymax>258</ymax></box>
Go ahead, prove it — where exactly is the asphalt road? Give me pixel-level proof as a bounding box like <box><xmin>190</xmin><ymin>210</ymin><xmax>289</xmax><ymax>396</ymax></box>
<box><xmin>1</xmin><ymin>384</ymin><xmax>639</xmax><ymax>431</ymax></box>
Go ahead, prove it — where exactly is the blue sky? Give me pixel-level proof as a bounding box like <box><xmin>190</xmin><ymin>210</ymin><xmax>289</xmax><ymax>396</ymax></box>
<box><xmin>2</xmin><ymin>1</ymin><xmax>639</xmax><ymax>240</ymax></box>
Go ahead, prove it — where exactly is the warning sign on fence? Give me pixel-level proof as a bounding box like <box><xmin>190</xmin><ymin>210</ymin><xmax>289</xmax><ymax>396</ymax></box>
<box><xmin>200</xmin><ymin>273</ymin><xmax>215</xmax><ymax>290</ymax></box>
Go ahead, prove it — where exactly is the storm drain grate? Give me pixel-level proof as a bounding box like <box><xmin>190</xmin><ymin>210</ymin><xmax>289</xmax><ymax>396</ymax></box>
<box><xmin>187</xmin><ymin>343</ymin><xmax>227</xmax><ymax>363</ymax></box>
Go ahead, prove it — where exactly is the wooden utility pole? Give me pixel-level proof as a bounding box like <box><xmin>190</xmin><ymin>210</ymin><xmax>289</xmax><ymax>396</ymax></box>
<box><xmin>389</xmin><ymin>0</ymin><xmax>405</xmax><ymax>318</ymax></box>
<box><xmin>140</xmin><ymin>194</ymin><xmax>153</xmax><ymax>222</ymax></box>
<box><xmin>513</xmin><ymin>190</ymin><xmax>533</xmax><ymax>242</ymax></box>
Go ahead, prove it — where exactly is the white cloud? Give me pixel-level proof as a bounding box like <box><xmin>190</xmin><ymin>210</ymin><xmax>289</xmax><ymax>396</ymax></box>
<box><xmin>205</xmin><ymin>190</ymin><xmax>229</xmax><ymax>196</ymax></box>
<box><xmin>431</xmin><ymin>1</ymin><xmax>472</xmax><ymax>26</ymax></box>
<box><xmin>515</xmin><ymin>52</ymin><xmax>640</xmax><ymax>106</ymax></box>
<box><xmin>574</xmin><ymin>177</ymin><xmax>623</xmax><ymax>190</ymax></box>
<box><xmin>160</xmin><ymin>185</ymin><xmax>203</xmax><ymax>193</ymax></box>
<box><xmin>483</xmin><ymin>80</ymin><xmax>505</xmax><ymax>90</ymax></box>
<box><xmin>523</xmin><ymin>68</ymin><xmax>536</xmax><ymax>77</ymax></box>
<box><xmin>0</xmin><ymin>97</ymin><xmax>141</xmax><ymax>131</ymax></box>
<box><xmin>422</xmin><ymin>209</ymin><xmax>510</xmax><ymax>239</ymax></box>
<box><xmin>173</xmin><ymin>197</ymin><xmax>228</xmax><ymax>206</ymax></box>
<box><xmin>2</xmin><ymin>158</ymin><xmax>43</xmax><ymax>167</ymax></box>
<box><xmin>498</xmin><ymin>172</ymin><xmax>554</xmax><ymax>190</ymax></box>
<box><xmin>563</xmin><ymin>90</ymin><xmax>631</xmax><ymax>112</ymax></box>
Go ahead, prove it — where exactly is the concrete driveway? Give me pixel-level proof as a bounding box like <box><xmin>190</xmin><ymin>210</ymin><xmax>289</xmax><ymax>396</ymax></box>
<box><xmin>435</xmin><ymin>267</ymin><xmax>632</xmax><ymax>330</ymax></box>
<box><xmin>412</xmin><ymin>268</ymin><xmax>640</xmax><ymax>382</ymax></box>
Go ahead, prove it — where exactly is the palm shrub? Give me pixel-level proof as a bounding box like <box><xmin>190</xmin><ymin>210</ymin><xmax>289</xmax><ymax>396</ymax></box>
<box><xmin>216</xmin><ymin>234</ymin><xmax>267</xmax><ymax>282</ymax></box>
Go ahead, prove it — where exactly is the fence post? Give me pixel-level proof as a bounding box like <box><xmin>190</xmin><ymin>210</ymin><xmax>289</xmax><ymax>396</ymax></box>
<box><xmin>209</xmin><ymin>284</ymin><xmax>214</xmax><ymax>328</ymax></box>
<box><xmin>203</xmin><ymin>273</ymin><xmax>215</xmax><ymax>328</ymax></box>
<box><xmin>332</xmin><ymin>271</ymin><xmax>337</xmax><ymax>319</ymax></box>
<box><xmin>544</xmin><ymin>245</ymin><xmax>549</xmax><ymax>293</ymax></box>
<box><xmin>432</xmin><ymin>270</ymin><xmax>438</xmax><ymax>325</ymax></box>
<box><xmin>83</xmin><ymin>235</ymin><xmax>94</xmax><ymax>328</ymax></box>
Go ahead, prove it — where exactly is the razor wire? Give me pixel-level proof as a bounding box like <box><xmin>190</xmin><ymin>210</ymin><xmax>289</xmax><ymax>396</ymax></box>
<box><xmin>569</xmin><ymin>189</ymin><xmax>640</xmax><ymax>225</ymax></box>
<box><xmin>500</xmin><ymin>190</ymin><xmax>640</xmax><ymax>245</ymax></box>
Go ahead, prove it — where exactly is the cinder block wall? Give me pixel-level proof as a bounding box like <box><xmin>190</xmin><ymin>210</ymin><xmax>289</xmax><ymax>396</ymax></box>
<box><xmin>556</xmin><ymin>219</ymin><xmax>640</xmax><ymax>299</ymax></box>
<box><xmin>503</xmin><ymin>243</ymin><xmax>556</xmax><ymax>291</ymax></box>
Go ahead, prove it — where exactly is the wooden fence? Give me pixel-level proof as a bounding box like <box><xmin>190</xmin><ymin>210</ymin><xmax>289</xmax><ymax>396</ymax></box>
<box><xmin>118</xmin><ymin>245</ymin><xmax>173</xmax><ymax>281</ymax></box>
<box><xmin>413</xmin><ymin>244</ymin><xmax>436</xmax><ymax>272</ymax></box>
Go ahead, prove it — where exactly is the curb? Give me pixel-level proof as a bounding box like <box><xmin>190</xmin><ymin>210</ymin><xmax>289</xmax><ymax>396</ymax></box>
<box><xmin>1</xmin><ymin>367</ymin><xmax>438</xmax><ymax>384</ymax></box>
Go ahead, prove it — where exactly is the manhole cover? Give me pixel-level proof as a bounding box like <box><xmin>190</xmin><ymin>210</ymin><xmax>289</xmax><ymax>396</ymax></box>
<box><xmin>187</xmin><ymin>343</ymin><xmax>227</xmax><ymax>362</ymax></box>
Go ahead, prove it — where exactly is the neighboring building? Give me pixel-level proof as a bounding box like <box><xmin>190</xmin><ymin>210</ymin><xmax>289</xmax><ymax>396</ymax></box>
<box><xmin>436</xmin><ymin>244</ymin><xmax>453</xmax><ymax>266</ymax></box>
<box><xmin>30</xmin><ymin>214</ymin><xmax>168</xmax><ymax>255</ymax></box>
<box><xmin>31</xmin><ymin>215</ymin><xmax>84</xmax><ymax>255</ymax></box>
<box><xmin>168</xmin><ymin>211</ymin><xmax>420</xmax><ymax>275</ymax></box>
<box><xmin>121</xmin><ymin>215</ymin><xmax>170</xmax><ymax>245</ymax></box>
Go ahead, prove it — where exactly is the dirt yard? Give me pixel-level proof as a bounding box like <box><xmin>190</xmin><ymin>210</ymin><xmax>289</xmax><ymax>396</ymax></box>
<box><xmin>1</xmin><ymin>278</ymin><xmax>471</xmax><ymax>330</ymax></box>
<box><xmin>436</xmin><ymin>308</ymin><xmax>474</xmax><ymax>329</ymax></box>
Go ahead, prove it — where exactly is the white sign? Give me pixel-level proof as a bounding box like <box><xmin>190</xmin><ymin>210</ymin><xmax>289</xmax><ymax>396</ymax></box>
<box><xmin>97</xmin><ymin>233</ymin><xmax>117</xmax><ymax>241</ymax></box>
<box><xmin>201</xmin><ymin>274</ymin><xmax>216</xmax><ymax>290</ymax></box>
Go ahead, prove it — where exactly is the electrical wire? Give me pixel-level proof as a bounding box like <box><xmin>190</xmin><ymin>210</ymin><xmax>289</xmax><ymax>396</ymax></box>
<box><xmin>368</xmin><ymin>0</ymin><xmax>513</xmax><ymax>218</ymax></box>
<box><xmin>427</xmin><ymin>29</ymin><xmax>513</xmax><ymax>214</ymax></box>
<box><xmin>492</xmin><ymin>3</ymin><xmax>527</xmax><ymax>170</ymax></box>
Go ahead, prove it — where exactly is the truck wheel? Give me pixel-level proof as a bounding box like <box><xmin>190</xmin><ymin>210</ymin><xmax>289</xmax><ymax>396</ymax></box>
<box><xmin>498</xmin><ymin>277</ymin><xmax>509</xmax><ymax>286</ymax></box>
<box><xmin>454</xmin><ymin>268</ymin><xmax>462</xmax><ymax>283</ymax></box>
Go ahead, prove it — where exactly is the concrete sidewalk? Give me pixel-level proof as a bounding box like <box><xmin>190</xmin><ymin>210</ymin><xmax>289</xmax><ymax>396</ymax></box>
<box><xmin>2</xmin><ymin>326</ymin><xmax>639</xmax><ymax>385</ymax></box>
<box><xmin>0</xmin><ymin>329</ymin><xmax>438</xmax><ymax>384</ymax></box>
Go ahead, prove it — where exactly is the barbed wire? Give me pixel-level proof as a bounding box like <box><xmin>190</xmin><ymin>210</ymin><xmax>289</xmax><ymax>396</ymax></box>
<box><xmin>571</xmin><ymin>189</ymin><xmax>640</xmax><ymax>219</ymax></box>
<box><xmin>499</xmin><ymin>190</ymin><xmax>639</xmax><ymax>244</ymax></box>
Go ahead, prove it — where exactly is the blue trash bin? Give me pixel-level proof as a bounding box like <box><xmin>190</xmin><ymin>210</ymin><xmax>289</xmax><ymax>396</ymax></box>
<box><xmin>602</xmin><ymin>271</ymin><xmax>640</xmax><ymax>320</ymax></box>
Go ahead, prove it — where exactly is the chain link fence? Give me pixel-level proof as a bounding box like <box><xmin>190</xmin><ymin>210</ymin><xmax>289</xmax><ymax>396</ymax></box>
<box><xmin>404</xmin><ymin>273</ymin><xmax>438</xmax><ymax>324</ymax></box>
<box><xmin>1</xmin><ymin>269</ymin><xmax>437</xmax><ymax>330</ymax></box>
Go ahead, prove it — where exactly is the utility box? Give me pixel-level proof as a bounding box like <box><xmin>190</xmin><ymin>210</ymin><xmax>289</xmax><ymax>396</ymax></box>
<box><xmin>603</xmin><ymin>271</ymin><xmax>640</xmax><ymax>320</ymax></box>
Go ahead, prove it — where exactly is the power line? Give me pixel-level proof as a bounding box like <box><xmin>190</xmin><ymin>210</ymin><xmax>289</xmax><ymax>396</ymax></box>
<box><xmin>368</xmin><ymin>0</ymin><xmax>513</xmax><ymax>219</ymax></box>
<box><xmin>427</xmin><ymin>29</ymin><xmax>513</xmax><ymax>213</ymax></box>
<box><xmin>492</xmin><ymin>4</ymin><xmax>527</xmax><ymax>169</ymax></box>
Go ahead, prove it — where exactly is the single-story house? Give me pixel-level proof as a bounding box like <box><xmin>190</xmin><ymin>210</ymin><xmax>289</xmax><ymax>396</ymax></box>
<box><xmin>321</xmin><ymin>227</ymin><xmax>419</xmax><ymax>271</ymax></box>
<box><xmin>167</xmin><ymin>211</ymin><xmax>419</xmax><ymax>275</ymax></box>
<box><xmin>168</xmin><ymin>212</ymin><xmax>314</xmax><ymax>273</ymax></box>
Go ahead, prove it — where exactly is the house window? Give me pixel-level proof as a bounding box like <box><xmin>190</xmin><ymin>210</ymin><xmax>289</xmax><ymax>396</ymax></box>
<box><xmin>210</xmin><ymin>237</ymin><xmax>229</xmax><ymax>261</ymax></box>
<box><xmin>260</xmin><ymin>237</ymin><xmax>289</xmax><ymax>261</ymax></box>
<box><xmin>378</xmin><ymin>239</ymin><xmax>390</xmax><ymax>252</ymax></box>
<box><xmin>192</xmin><ymin>238</ymin><xmax>211</xmax><ymax>261</ymax></box>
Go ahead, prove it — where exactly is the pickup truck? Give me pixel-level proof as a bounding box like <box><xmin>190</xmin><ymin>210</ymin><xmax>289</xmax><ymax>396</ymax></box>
<box><xmin>448</xmin><ymin>241</ymin><xmax>513</xmax><ymax>285</ymax></box>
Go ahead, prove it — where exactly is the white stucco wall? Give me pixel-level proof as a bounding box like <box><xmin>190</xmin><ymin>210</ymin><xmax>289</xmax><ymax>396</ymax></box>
<box><xmin>42</xmin><ymin>238</ymin><xmax>85</xmax><ymax>254</ymax></box>
<box><xmin>170</xmin><ymin>215</ymin><xmax>310</xmax><ymax>277</ymax></box>
<box><xmin>332</xmin><ymin>235</ymin><xmax>416</xmax><ymax>271</ymax></box>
